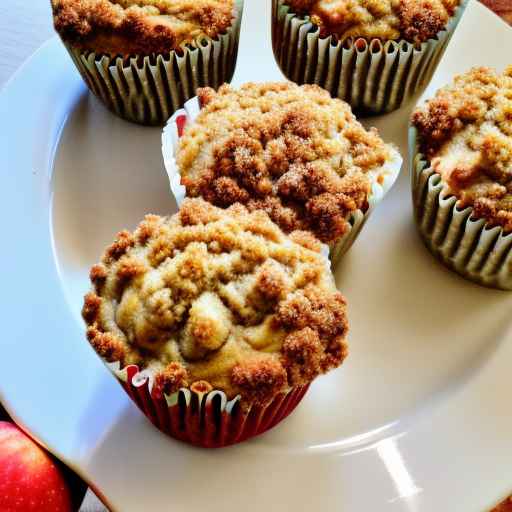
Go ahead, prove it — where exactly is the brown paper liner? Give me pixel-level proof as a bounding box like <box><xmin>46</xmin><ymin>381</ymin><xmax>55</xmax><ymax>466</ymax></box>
<box><xmin>58</xmin><ymin>0</ymin><xmax>243</xmax><ymax>126</ymax></box>
<box><xmin>272</xmin><ymin>0</ymin><xmax>468</xmax><ymax>114</ymax></box>
<box><xmin>113</xmin><ymin>364</ymin><xmax>309</xmax><ymax>448</ymax></box>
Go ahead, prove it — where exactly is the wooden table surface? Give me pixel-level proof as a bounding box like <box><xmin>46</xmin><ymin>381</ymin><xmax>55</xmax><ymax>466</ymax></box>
<box><xmin>0</xmin><ymin>2</ymin><xmax>53</xmax><ymax>88</ymax></box>
<box><xmin>0</xmin><ymin>1</ymin><xmax>511</xmax><ymax>512</ymax></box>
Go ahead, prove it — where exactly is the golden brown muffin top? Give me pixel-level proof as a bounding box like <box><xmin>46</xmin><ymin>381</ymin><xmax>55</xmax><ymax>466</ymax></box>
<box><xmin>412</xmin><ymin>66</ymin><xmax>512</xmax><ymax>234</ymax></box>
<box><xmin>284</xmin><ymin>0</ymin><xmax>461</xmax><ymax>44</ymax></box>
<box><xmin>177</xmin><ymin>82</ymin><xmax>393</xmax><ymax>244</ymax></box>
<box><xmin>83</xmin><ymin>199</ymin><xmax>349</xmax><ymax>404</ymax></box>
<box><xmin>51</xmin><ymin>0</ymin><xmax>235</xmax><ymax>56</ymax></box>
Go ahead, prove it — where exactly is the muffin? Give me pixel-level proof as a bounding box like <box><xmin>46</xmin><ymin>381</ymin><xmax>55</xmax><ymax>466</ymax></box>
<box><xmin>82</xmin><ymin>198</ymin><xmax>350</xmax><ymax>447</ymax></box>
<box><xmin>272</xmin><ymin>0</ymin><xmax>468</xmax><ymax>114</ymax></box>
<box><xmin>162</xmin><ymin>82</ymin><xmax>402</xmax><ymax>268</ymax></box>
<box><xmin>51</xmin><ymin>0</ymin><xmax>243</xmax><ymax>125</ymax></box>
<box><xmin>411</xmin><ymin>66</ymin><xmax>512</xmax><ymax>290</ymax></box>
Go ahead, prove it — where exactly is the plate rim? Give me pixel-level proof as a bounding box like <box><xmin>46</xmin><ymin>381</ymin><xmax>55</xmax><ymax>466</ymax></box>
<box><xmin>1</xmin><ymin>5</ymin><xmax>512</xmax><ymax>510</ymax></box>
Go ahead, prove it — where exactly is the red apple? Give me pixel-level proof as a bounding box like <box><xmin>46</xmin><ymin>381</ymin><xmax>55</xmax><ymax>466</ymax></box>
<box><xmin>480</xmin><ymin>0</ymin><xmax>512</xmax><ymax>23</ymax></box>
<box><xmin>0</xmin><ymin>421</ymin><xmax>72</xmax><ymax>512</ymax></box>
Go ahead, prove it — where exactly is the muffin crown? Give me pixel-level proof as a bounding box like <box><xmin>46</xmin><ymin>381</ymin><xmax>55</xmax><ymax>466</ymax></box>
<box><xmin>284</xmin><ymin>0</ymin><xmax>461</xmax><ymax>44</ymax></box>
<box><xmin>83</xmin><ymin>199</ymin><xmax>349</xmax><ymax>403</ymax></box>
<box><xmin>51</xmin><ymin>0</ymin><xmax>235</xmax><ymax>55</ymax></box>
<box><xmin>177</xmin><ymin>82</ymin><xmax>393</xmax><ymax>244</ymax></box>
<box><xmin>412</xmin><ymin>66</ymin><xmax>512</xmax><ymax>233</ymax></box>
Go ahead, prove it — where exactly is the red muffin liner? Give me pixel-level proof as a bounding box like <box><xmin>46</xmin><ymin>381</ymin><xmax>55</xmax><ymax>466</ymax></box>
<box><xmin>108</xmin><ymin>362</ymin><xmax>309</xmax><ymax>448</ymax></box>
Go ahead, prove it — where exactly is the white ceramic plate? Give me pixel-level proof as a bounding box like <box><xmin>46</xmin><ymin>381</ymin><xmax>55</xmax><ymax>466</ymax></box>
<box><xmin>1</xmin><ymin>1</ymin><xmax>512</xmax><ymax>510</ymax></box>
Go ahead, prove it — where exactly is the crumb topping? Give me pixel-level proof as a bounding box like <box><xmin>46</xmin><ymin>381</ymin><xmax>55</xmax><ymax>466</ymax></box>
<box><xmin>412</xmin><ymin>66</ymin><xmax>512</xmax><ymax>233</ymax></box>
<box><xmin>51</xmin><ymin>0</ymin><xmax>235</xmax><ymax>55</ymax></box>
<box><xmin>177</xmin><ymin>82</ymin><xmax>393</xmax><ymax>244</ymax></box>
<box><xmin>83</xmin><ymin>199</ymin><xmax>349</xmax><ymax>403</ymax></box>
<box><xmin>284</xmin><ymin>0</ymin><xmax>461</xmax><ymax>44</ymax></box>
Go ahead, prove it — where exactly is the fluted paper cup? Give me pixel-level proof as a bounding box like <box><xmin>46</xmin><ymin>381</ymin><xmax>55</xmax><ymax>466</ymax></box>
<box><xmin>105</xmin><ymin>361</ymin><xmax>309</xmax><ymax>448</ymax></box>
<box><xmin>162</xmin><ymin>96</ymin><xmax>402</xmax><ymax>269</ymax></box>
<box><xmin>58</xmin><ymin>0</ymin><xmax>243</xmax><ymax>126</ymax></box>
<box><xmin>410</xmin><ymin>127</ymin><xmax>512</xmax><ymax>291</ymax></box>
<box><xmin>271</xmin><ymin>0</ymin><xmax>468</xmax><ymax>114</ymax></box>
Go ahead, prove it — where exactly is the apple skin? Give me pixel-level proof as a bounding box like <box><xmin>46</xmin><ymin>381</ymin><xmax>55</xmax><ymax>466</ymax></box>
<box><xmin>0</xmin><ymin>421</ymin><xmax>72</xmax><ymax>512</ymax></box>
<box><xmin>480</xmin><ymin>0</ymin><xmax>512</xmax><ymax>23</ymax></box>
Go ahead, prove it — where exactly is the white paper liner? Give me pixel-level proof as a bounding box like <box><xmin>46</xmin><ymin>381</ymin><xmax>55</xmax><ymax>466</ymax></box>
<box><xmin>162</xmin><ymin>96</ymin><xmax>403</xmax><ymax>269</ymax></box>
<box><xmin>60</xmin><ymin>0</ymin><xmax>243</xmax><ymax>126</ymax></box>
<box><xmin>107</xmin><ymin>361</ymin><xmax>241</xmax><ymax>412</ymax></box>
<box><xmin>162</xmin><ymin>96</ymin><xmax>201</xmax><ymax>205</ymax></box>
<box><xmin>410</xmin><ymin>127</ymin><xmax>512</xmax><ymax>291</ymax></box>
<box><xmin>271</xmin><ymin>0</ymin><xmax>468</xmax><ymax>114</ymax></box>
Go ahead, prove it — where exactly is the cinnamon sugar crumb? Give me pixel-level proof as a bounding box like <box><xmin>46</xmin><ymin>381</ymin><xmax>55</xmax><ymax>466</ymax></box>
<box><xmin>87</xmin><ymin>326</ymin><xmax>125</xmax><ymax>362</ymax></box>
<box><xmin>276</xmin><ymin>285</ymin><xmax>348</xmax><ymax>339</ymax></box>
<box><xmin>103</xmin><ymin>230</ymin><xmax>135</xmax><ymax>262</ymax></box>
<box><xmin>288</xmin><ymin>230</ymin><xmax>322</xmax><ymax>252</ymax></box>
<box><xmin>153</xmin><ymin>362</ymin><xmax>189</xmax><ymax>399</ymax></box>
<box><xmin>322</xmin><ymin>335</ymin><xmax>349</xmax><ymax>373</ymax></box>
<box><xmin>136</xmin><ymin>214</ymin><xmax>161</xmax><ymax>244</ymax></box>
<box><xmin>282</xmin><ymin>327</ymin><xmax>323</xmax><ymax>386</ymax></box>
<box><xmin>231</xmin><ymin>359</ymin><xmax>287</xmax><ymax>405</ymax></box>
<box><xmin>116</xmin><ymin>258</ymin><xmax>147</xmax><ymax>280</ymax></box>
<box><xmin>179</xmin><ymin>198</ymin><xmax>220</xmax><ymax>225</ymax></box>
<box><xmin>90</xmin><ymin>263</ymin><xmax>108</xmax><ymax>284</ymax></box>
<box><xmin>285</xmin><ymin>0</ymin><xmax>461</xmax><ymax>44</ymax></box>
<box><xmin>254</xmin><ymin>261</ymin><xmax>288</xmax><ymax>302</ymax></box>
<box><xmin>177</xmin><ymin>82</ymin><xmax>393</xmax><ymax>244</ymax></box>
<box><xmin>82</xmin><ymin>292</ymin><xmax>102</xmax><ymax>323</ymax></box>
<box><xmin>51</xmin><ymin>0</ymin><xmax>236</xmax><ymax>56</ymax></box>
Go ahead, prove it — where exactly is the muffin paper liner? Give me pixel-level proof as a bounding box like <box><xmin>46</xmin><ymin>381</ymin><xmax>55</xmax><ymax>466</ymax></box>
<box><xmin>59</xmin><ymin>0</ymin><xmax>243</xmax><ymax>126</ymax></box>
<box><xmin>162</xmin><ymin>96</ymin><xmax>403</xmax><ymax>270</ymax></box>
<box><xmin>105</xmin><ymin>361</ymin><xmax>309</xmax><ymax>448</ymax></box>
<box><xmin>271</xmin><ymin>0</ymin><xmax>468</xmax><ymax>114</ymax></box>
<box><xmin>410</xmin><ymin>127</ymin><xmax>512</xmax><ymax>290</ymax></box>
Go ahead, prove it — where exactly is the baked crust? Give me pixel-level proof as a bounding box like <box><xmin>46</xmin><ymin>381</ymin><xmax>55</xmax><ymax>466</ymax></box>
<box><xmin>83</xmin><ymin>199</ymin><xmax>349</xmax><ymax>403</ymax></box>
<box><xmin>412</xmin><ymin>66</ymin><xmax>512</xmax><ymax>234</ymax></box>
<box><xmin>176</xmin><ymin>82</ymin><xmax>393</xmax><ymax>244</ymax></box>
<box><xmin>284</xmin><ymin>0</ymin><xmax>461</xmax><ymax>44</ymax></box>
<box><xmin>51</xmin><ymin>0</ymin><xmax>235</xmax><ymax>56</ymax></box>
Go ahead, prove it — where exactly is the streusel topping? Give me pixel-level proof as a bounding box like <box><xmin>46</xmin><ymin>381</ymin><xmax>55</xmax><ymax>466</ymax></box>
<box><xmin>284</xmin><ymin>0</ymin><xmax>461</xmax><ymax>44</ymax></box>
<box><xmin>177</xmin><ymin>82</ymin><xmax>393</xmax><ymax>244</ymax></box>
<box><xmin>51</xmin><ymin>0</ymin><xmax>235</xmax><ymax>55</ymax></box>
<box><xmin>83</xmin><ymin>199</ymin><xmax>349</xmax><ymax>403</ymax></box>
<box><xmin>412</xmin><ymin>66</ymin><xmax>512</xmax><ymax>233</ymax></box>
